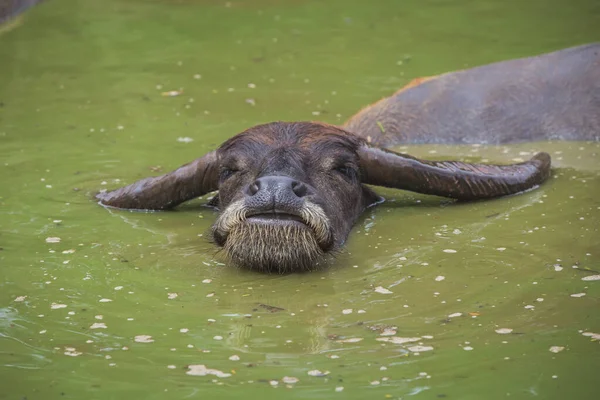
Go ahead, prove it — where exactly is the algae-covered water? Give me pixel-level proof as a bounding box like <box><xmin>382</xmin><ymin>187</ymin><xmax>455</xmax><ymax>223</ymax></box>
<box><xmin>1</xmin><ymin>1</ymin><xmax>599</xmax><ymax>399</ymax></box>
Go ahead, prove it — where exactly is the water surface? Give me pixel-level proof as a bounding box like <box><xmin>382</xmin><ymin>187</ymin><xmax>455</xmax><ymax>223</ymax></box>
<box><xmin>1</xmin><ymin>0</ymin><xmax>599</xmax><ymax>399</ymax></box>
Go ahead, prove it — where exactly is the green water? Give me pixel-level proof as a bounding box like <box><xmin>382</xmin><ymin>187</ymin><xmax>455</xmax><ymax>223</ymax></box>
<box><xmin>1</xmin><ymin>0</ymin><xmax>599</xmax><ymax>399</ymax></box>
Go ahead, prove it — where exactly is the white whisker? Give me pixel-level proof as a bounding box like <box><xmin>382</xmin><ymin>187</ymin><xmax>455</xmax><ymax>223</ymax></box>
<box><xmin>213</xmin><ymin>199</ymin><xmax>248</xmax><ymax>236</ymax></box>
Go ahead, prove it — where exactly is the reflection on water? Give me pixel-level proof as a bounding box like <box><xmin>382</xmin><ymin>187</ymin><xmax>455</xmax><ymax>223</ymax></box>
<box><xmin>1</xmin><ymin>0</ymin><xmax>599</xmax><ymax>399</ymax></box>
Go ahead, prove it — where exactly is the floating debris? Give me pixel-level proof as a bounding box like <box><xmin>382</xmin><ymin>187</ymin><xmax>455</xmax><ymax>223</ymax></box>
<box><xmin>582</xmin><ymin>275</ymin><xmax>600</xmax><ymax>281</ymax></box>
<box><xmin>45</xmin><ymin>237</ymin><xmax>61</xmax><ymax>243</ymax></box>
<box><xmin>282</xmin><ymin>376</ymin><xmax>299</xmax><ymax>384</ymax></box>
<box><xmin>307</xmin><ymin>370</ymin><xmax>330</xmax><ymax>377</ymax></box>
<box><xmin>99</xmin><ymin>298</ymin><xmax>112</xmax><ymax>303</ymax></box>
<box><xmin>134</xmin><ymin>335</ymin><xmax>154</xmax><ymax>343</ymax></box>
<box><xmin>180</xmin><ymin>328</ymin><xmax>189</xmax><ymax>333</ymax></box>
<box><xmin>408</xmin><ymin>345</ymin><xmax>434</xmax><ymax>352</ymax></box>
<box><xmin>161</xmin><ymin>89</ymin><xmax>183</xmax><ymax>97</ymax></box>
<box><xmin>374</xmin><ymin>286</ymin><xmax>393</xmax><ymax>294</ymax></box>
<box><xmin>167</xmin><ymin>293</ymin><xmax>178</xmax><ymax>300</ymax></box>
<box><xmin>14</xmin><ymin>296</ymin><xmax>27</xmax><ymax>302</ymax></box>
<box><xmin>50</xmin><ymin>303</ymin><xmax>67</xmax><ymax>309</ymax></box>
<box><xmin>581</xmin><ymin>332</ymin><xmax>600</xmax><ymax>340</ymax></box>
<box><xmin>90</xmin><ymin>322</ymin><xmax>107</xmax><ymax>329</ymax></box>
<box><xmin>342</xmin><ymin>309</ymin><xmax>353</xmax><ymax>315</ymax></box>
<box><xmin>228</xmin><ymin>355</ymin><xmax>240</xmax><ymax>361</ymax></box>
<box><xmin>443</xmin><ymin>249</ymin><xmax>457</xmax><ymax>253</ymax></box>
<box><xmin>202</xmin><ymin>279</ymin><xmax>212</xmax><ymax>284</ymax></box>
<box><xmin>64</xmin><ymin>347</ymin><xmax>82</xmax><ymax>357</ymax></box>
<box><xmin>186</xmin><ymin>364</ymin><xmax>231</xmax><ymax>378</ymax></box>
<box><xmin>258</xmin><ymin>303</ymin><xmax>285</xmax><ymax>313</ymax></box>
<box><xmin>335</xmin><ymin>387</ymin><xmax>344</xmax><ymax>392</ymax></box>
<box><xmin>377</xmin><ymin>337</ymin><xmax>421</xmax><ymax>344</ymax></box>
<box><xmin>336</xmin><ymin>337</ymin><xmax>363</xmax><ymax>343</ymax></box>
<box><xmin>176</xmin><ymin>137</ymin><xmax>193</xmax><ymax>143</ymax></box>
<box><xmin>549</xmin><ymin>346</ymin><xmax>565</xmax><ymax>353</ymax></box>
<box><xmin>435</xmin><ymin>276</ymin><xmax>445</xmax><ymax>282</ymax></box>
<box><xmin>448</xmin><ymin>312</ymin><xmax>462</xmax><ymax>318</ymax></box>
<box><xmin>495</xmin><ymin>328</ymin><xmax>513</xmax><ymax>334</ymax></box>
<box><xmin>570</xmin><ymin>293</ymin><xmax>586</xmax><ymax>298</ymax></box>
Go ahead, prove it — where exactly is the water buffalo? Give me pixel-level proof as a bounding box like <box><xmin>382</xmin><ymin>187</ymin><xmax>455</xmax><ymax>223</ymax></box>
<box><xmin>97</xmin><ymin>43</ymin><xmax>599</xmax><ymax>273</ymax></box>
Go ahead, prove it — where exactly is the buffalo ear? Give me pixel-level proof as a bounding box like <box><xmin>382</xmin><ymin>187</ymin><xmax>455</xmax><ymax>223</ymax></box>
<box><xmin>96</xmin><ymin>151</ymin><xmax>219</xmax><ymax>210</ymax></box>
<box><xmin>357</xmin><ymin>145</ymin><xmax>551</xmax><ymax>200</ymax></box>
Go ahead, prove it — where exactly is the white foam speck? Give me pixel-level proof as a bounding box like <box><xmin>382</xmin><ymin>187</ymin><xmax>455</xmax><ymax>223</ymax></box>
<box><xmin>134</xmin><ymin>335</ymin><xmax>154</xmax><ymax>343</ymax></box>
<box><xmin>408</xmin><ymin>345</ymin><xmax>434</xmax><ymax>352</ymax></box>
<box><xmin>186</xmin><ymin>364</ymin><xmax>231</xmax><ymax>378</ymax></box>
<box><xmin>582</xmin><ymin>275</ymin><xmax>600</xmax><ymax>281</ymax></box>
<box><xmin>282</xmin><ymin>376</ymin><xmax>299</xmax><ymax>384</ymax></box>
<box><xmin>374</xmin><ymin>286</ymin><xmax>393</xmax><ymax>294</ymax></box>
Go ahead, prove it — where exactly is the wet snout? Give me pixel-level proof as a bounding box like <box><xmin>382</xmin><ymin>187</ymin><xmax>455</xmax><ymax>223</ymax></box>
<box><xmin>245</xmin><ymin>176</ymin><xmax>312</xmax><ymax>215</ymax></box>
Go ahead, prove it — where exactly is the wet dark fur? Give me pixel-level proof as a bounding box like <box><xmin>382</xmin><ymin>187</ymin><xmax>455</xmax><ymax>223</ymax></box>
<box><xmin>344</xmin><ymin>43</ymin><xmax>600</xmax><ymax>145</ymax></box>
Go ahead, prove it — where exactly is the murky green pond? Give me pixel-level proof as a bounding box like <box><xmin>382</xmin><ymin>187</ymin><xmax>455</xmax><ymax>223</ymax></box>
<box><xmin>1</xmin><ymin>0</ymin><xmax>599</xmax><ymax>399</ymax></box>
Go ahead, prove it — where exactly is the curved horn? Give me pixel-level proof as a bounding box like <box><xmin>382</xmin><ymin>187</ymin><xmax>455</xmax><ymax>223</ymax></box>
<box><xmin>357</xmin><ymin>146</ymin><xmax>551</xmax><ymax>200</ymax></box>
<box><xmin>96</xmin><ymin>151</ymin><xmax>219</xmax><ymax>210</ymax></box>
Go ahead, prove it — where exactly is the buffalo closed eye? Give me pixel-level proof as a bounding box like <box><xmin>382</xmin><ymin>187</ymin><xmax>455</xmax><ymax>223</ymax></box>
<box><xmin>219</xmin><ymin>167</ymin><xmax>239</xmax><ymax>181</ymax></box>
<box><xmin>333</xmin><ymin>165</ymin><xmax>357</xmax><ymax>180</ymax></box>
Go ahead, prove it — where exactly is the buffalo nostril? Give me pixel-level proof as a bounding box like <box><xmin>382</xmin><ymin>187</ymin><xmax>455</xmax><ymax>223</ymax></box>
<box><xmin>291</xmin><ymin>181</ymin><xmax>308</xmax><ymax>197</ymax></box>
<box><xmin>247</xmin><ymin>181</ymin><xmax>260</xmax><ymax>196</ymax></box>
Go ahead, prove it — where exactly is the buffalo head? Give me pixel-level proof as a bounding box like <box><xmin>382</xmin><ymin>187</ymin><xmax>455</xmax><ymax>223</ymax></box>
<box><xmin>97</xmin><ymin>121</ymin><xmax>551</xmax><ymax>273</ymax></box>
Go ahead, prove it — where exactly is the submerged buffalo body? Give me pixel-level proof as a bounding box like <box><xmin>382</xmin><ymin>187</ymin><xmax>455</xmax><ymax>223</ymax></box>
<box><xmin>97</xmin><ymin>44</ymin><xmax>600</xmax><ymax>272</ymax></box>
